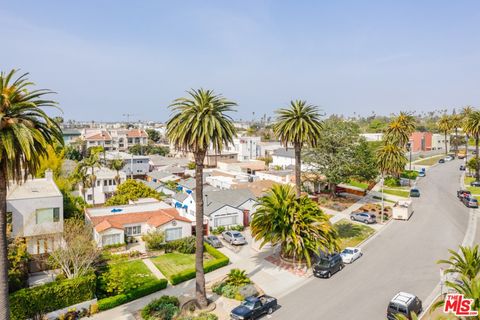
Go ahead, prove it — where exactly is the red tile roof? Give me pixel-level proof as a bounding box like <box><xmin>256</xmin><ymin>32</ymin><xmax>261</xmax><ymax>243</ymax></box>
<box><xmin>127</xmin><ymin>129</ymin><xmax>148</xmax><ymax>138</ymax></box>
<box><xmin>89</xmin><ymin>208</ymin><xmax>191</xmax><ymax>233</ymax></box>
<box><xmin>85</xmin><ymin>131</ymin><xmax>112</xmax><ymax>141</ymax></box>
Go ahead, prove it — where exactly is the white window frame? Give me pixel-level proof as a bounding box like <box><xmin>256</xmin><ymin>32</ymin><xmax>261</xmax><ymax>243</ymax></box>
<box><xmin>125</xmin><ymin>225</ymin><xmax>142</xmax><ymax>236</ymax></box>
<box><xmin>165</xmin><ymin>227</ymin><xmax>182</xmax><ymax>241</ymax></box>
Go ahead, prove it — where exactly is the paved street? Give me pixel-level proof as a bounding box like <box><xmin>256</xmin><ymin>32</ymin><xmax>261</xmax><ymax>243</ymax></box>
<box><xmin>275</xmin><ymin>159</ymin><xmax>474</xmax><ymax>320</ymax></box>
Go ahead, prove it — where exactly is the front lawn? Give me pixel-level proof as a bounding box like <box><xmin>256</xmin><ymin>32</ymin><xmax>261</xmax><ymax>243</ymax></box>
<box><xmin>465</xmin><ymin>176</ymin><xmax>480</xmax><ymax>194</ymax></box>
<box><xmin>152</xmin><ymin>253</ymin><xmax>214</xmax><ymax>279</ymax></box>
<box><xmin>346</xmin><ymin>179</ymin><xmax>369</xmax><ymax>190</ymax></box>
<box><xmin>334</xmin><ymin>219</ymin><xmax>375</xmax><ymax>250</ymax></box>
<box><xmin>382</xmin><ymin>188</ymin><xmax>409</xmax><ymax>198</ymax></box>
<box><xmin>414</xmin><ymin>155</ymin><xmax>445</xmax><ymax>166</ymax></box>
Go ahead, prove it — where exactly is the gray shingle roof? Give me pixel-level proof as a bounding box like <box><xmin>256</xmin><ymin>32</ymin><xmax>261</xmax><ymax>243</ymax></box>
<box><xmin>272</xmin><ymin>148</ymin><xmax>295</xmax><ymax>158</ymax></box>
<box><xmin>203</xmin><ymin>189</ymin><xmax>255</xmax><ymax>216</ymax></box>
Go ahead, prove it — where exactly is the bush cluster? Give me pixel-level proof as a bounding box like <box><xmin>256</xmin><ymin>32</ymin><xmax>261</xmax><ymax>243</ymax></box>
<box><xmin>165</xmin><ymin>236</ymin><xmax>196</xmax><ymax>254</ymax></box>
<box><xmin>169</xmin><ymin>244</ymin><xmax>229</xmax><ymax>285</ymax></box>
<box><xmin>400</xmin><ymin>170</ymin><xmax>419</xmax><ymax>180</ymax></box>
<box><xmin>141</xmin><ymin>295</ymin><xmax>180</xmax><ymax>320</ymax></box>
<box><xmin>211</xmin><ymin>225</ymin><xmax>244</xmax><ymax>235</ymax></box>
<box><xmin>143</xmin><ymin>230</ymin><xmax>166</xmax><ymax>251</ymax></box>
<box><xmin>384</xmin><ymin>176</ymin><xmax>400</xmax><ymax>187</ymax></box>
<box><xmin>97</xmin><ymin>279</ymin><xmax>168</xmax><ymax>311</ymax></box>
<box><xmin>10</xmin><ymin>273</ymin><xmax>96</xmax><ymax>320</ymax></box>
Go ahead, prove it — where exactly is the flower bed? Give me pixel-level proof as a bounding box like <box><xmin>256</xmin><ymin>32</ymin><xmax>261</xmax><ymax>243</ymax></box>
<box><xmin>317</xmin><ymin>194</ymin><xmax>358</xmax><ymax>211</ymax></box>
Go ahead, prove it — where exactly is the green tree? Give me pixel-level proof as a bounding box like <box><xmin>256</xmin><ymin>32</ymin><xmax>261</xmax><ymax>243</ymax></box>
<box><xmin>0</xmin><ymin>70</ymin><xmax>63</xmax><ymax>318</ymax></box>
<box><xmin>384</xmin><ymin>112</ymin><xmax>416</xmax><ymax>148</ymax></box>
<box><xmin>166</xmin><ymin>88</ymin><xmax>237</xmax><ymax>307</ymax></box>
<box><xmin>8</xmin><ymin>238</ymin><xmax>29</xmax><ymax>293</ymax></box>
<box><xmin>450</xmin><ymin>111</ymin><xmax>463</xmax><ymax>156</ymax></box>
<box><xmin>273</xmin><ymin>100</ymin><xmax>323</xmax><ymax>198</ymax></box>
<box><xmin>437</xmin><ymin>245</ymin><xmax>480</xmax><ymax>281</ymax></box>
<box><xmin>225</xmin><ymin>269</ymin><xmax>251</xmax><ymax>287</ymax></box>
<box><xmin>105</xmin><ymin>179</ymin><xmax>162</xmax><ymax>205</ymax></box>
<box><xmin>303</xmin><ymin>118</ymin><xmax>360</xmax><ymax>196</ymax></box>
<box><xmin>437</xmin><ymin>115</ymin><xmax>452</xmax><ymax>155</ymax></box>
<box><xmin>108</xmin><ymin>158</ymin><xmax>124</xmax><ymax>185</ymax></box>
<box><xmin>352</xmin><ymin>139</ymin><xmax>379</xmax><ymax>182</ymax></box>
<box><xmin>376</xmin><ymin>143</ymin><xmax>407</xmax><ymax>178</ymax></box>
<box><xmin>72</xmin><ymin>164</ymin><xmax>92</xmax><ymax>202</ymax></box>
<box><xmin>251</xmin><ymin>184</ymin><xmax>338</xmax><ymax>267</ymax></box>
<box><xmin>464</xmin><ymin>110</ymin><xmax>480</xmax><ymax>181</ymax></box>
<box><xmin>146</xmin><ymin>128</ymin><xmax>161</xmax><ymax>143</ymax></box>
<box><xmin>64</xmin><ymin>144</ymin><xmax>83</xmax><ymax>161</ymax></box>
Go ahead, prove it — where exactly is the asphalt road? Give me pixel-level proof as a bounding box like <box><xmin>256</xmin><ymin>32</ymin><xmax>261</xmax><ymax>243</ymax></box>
<box><xmin>275</xmin><ymin>159</ymin><xmax>472</xmax><ymax>320</ymax></box>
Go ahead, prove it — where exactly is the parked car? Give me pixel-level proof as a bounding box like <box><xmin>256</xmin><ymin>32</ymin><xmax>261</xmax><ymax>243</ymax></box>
<box><xmin>387</xmin><ymin>292</ymin><xmax>422</xmax><ymax>320</ymax></box>
<box><xmin>462</xmin><ymin>196</ymin><xmax>479</xmax><ymax>208</ymax></box>
<box><xmin>444</xmin><ymin>155</ymin><xmax>453</xmax><ymax>161</ymax></box>
<box><xmin>230</xmin><ymin>295</ymin><xmax>277</xmax><ymax>320</ymax></box>
<box><xmin>204</xmin><ymin>235</ymin><xmax>222</xmax><ymax>248</ymax></box>
<box><xmin>418</xmin><ymin>170</ymin><xmax>426</xmax><ymax>177</ymax></box>
<box><xmin>313</xmin><ymin>253</ymin><xmax>344</xmax><ymax>278</ymax></box>
<box><xmin>471</xmin><ymin>181</ymin><xmax>480</xmax><ymax>187</ymax></box>
<box><xmin>222</xmin><ymin>230</ymin><xmax>247</xmax><ymax>245</ymax></box>
<box><xmin>460</xmin><ymin>165</ymin><xmax>466</xmax><ymax>171</ymax></box>
<box><xmin>340</xmin><ymin>247</ymin><xmax>362</xmax><ymax>264</ymax></box>
<box><xmin>438</xmin><ymin>158</ymin><xmax>445</xmax><ymax>163</ymax></box>
<box><xmin>409</xmin><ymin>188</ymin><xmax>420</xmax><ymax>198</ymax></box>
<box><xmin>350</xmin><ymin>211</ymin><xmax>376</xmax><ymax>224</ymax></box>
<box><xmin>457</xmin><ymin>189</ymin><xmax>472</xmax><ymax>200</ymax></box>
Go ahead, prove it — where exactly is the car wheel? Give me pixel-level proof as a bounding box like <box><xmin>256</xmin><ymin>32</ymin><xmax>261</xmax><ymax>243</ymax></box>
<box><xmin>350</xmin><ymin>216</ymin><xmax>354</xmax><ymax>221</ymax></box>
<box><xmin>327</xmin><ymin>272</ymin><xmax>331</xmax><ymax>278</ymax></box>
<box><xmin>339</xmin><ymin>264</ymin><xmax>344</xmax><ymax>270</ymax></box>
<box><xmin>268</xmin><ymin>307</ymin><xmax>273</xmax><ymax>315</ymax></box>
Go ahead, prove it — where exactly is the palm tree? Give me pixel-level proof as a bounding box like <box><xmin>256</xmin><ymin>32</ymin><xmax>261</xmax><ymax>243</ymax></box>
<box><xmin>166</xmin><ymin>88</ymin><xmax>237</xmax><ymax>307</ymax></box>
<box><xmin>273</xmin><ymin>100</ymin><xmax>323</xmax><ymax>198</ymax></box>
<box><xmin>72</xmin><ymin>165</ymin><xmax>92</xmax><ymax>202</ymax></box>
<box><xmin>464</xmin><ymin>111</ymin><xmax>480</xmax><ymax>181</ymax></box>
<box><xmin>251</xmin><ymin>184</ymin><xmax>338</xmax><ymax>267</ymax></box>
<box><xmin>437</xmin><ymin>115</ymin><xmax>452</xmax><ymax>155</ymax></box>
<box><xmin>384</xmin><ymin>112</ymin><xmax>416</xmax><ymax>148</ymax></box>
<box><xmin>432</xmin><ymin>276</ymin><xmax>480</xmax><ymax>318</ymax></box>
<box><xmin>461</xmin><ymin>106</ymin><xmax>474</xmax><ymax>161</ymax></box>
<box><xmin>78</xmin><ymin>153</ymin><xmax>101</xmax><ymax>205</ymax></box>
<box><xmin>0</xmin><ymin>70</ymin><xmax>62</xmax><ymax>319</ymax></box>
<box><xmin>108</xmin><ymin>158</ymin><xmax>124</xmax><ymax>185</ymax></box>
<box><xmin>450</xmin><ymin>112</ymin><xmax>463</xmax><ymax>156</ymax></box>
<box><xmin>437</xmin><ymin>245</ymin><xmax>480</xmax><ymax>281</ymax></box>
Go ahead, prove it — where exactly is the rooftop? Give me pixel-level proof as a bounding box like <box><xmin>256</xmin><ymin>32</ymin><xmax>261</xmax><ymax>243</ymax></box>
<box><xmin>272</xmin><ymin>148</ymin><xmax>295</xmax><ymax>158</ymax></box>
<box><xmin>86</xmin><ymin>199</ymin><xmax>171</xmax><ymax>217</ymax></box>
<box><xmin>8</xmin><ymin>176</ymin><xmax>61</xmax><ymax>200</ymax></box>
<box><xmin>105</xmin><ymin>151</ymin><xmax>149</xmax><ymax>160</ymax></box>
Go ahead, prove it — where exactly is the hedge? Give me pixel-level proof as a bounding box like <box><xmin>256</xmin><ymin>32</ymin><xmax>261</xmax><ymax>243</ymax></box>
<box><xmin>169</xmin><ymin>244</ymin><xmax>229</xmax><ymax>285</ymax></box>
<box><xmin>10</xmin><ymin>273</ymin><xmax>96</xmax><ymax>320</ymax></box>
<box><xmin>98</xmin><ymin>279</ymin><xmax>168</xmax><ymax>311</ymax></box>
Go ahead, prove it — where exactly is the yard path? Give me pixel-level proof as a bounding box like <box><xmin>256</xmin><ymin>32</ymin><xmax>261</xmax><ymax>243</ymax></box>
<box><xmin>142</xmin><ymin>258</ymin><xmax>165</xmax><ymax>280</ymax></box>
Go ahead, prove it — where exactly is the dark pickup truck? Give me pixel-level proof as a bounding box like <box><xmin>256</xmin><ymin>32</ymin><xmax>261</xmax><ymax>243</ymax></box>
<box><xmin>230</xmin><ymin>295</ymin><xmax>277</xmax><ymax>320</ymax></box>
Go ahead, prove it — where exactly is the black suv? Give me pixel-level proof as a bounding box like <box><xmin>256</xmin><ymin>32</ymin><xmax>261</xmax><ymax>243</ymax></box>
<box><xmin>313</xmin><ymin>253</ymin><xmax>344</xmax><ymax>278</ymax></box>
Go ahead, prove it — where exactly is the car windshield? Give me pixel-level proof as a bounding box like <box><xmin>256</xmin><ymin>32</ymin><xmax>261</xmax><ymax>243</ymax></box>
<box><xmin>342</xmin><ymin>249</ymin><xmax>354</xmax><ymax>254</ymax></box>
<box><xmin>242</xmin><ymin>300</ymin><xmax>255</xmax><ymax>309</ymax></box>
<box><xmin>317</xmin><ymin>258</ymin><xmax>332</xmax><ymax>267</ymax></box>
<box><xmin>233</xmin><ymin>233</ymin><xmax>243</xmax><ymax>238</ymax></box>
<box><xmin>208</xmin><ymin>236</ymin><xmax>217</xmax><ymax>241</ymax></box>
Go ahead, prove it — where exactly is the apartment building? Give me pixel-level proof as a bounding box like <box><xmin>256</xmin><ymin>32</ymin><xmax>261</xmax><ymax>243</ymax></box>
<box><xmin>82</xmin><ymin>128</ymin><xmax>148</xmax><ymax>152</ymax></box>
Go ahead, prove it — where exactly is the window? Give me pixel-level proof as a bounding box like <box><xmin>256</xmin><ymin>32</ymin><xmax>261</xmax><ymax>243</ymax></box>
<box><xmin>398</xmin><ymin>305</ymin><xmax>407</xmax><ymax>314</ymax></box>
<box><xmin>125</xmin><ymin>225</ymin><xmax>141</xmax><ymax>236</ymax></box>
<box><xmin>87</xmin><ymin>194</ymin><xmax>93</xmax><ymax>201</ymax></box>
<box><xmin>102</xmin><ymin>234</ymin><xmax>121</xmax><ymax>246</ymax></box>
<box><xmin>97</xmin><ymin>180</ymin><xmax>101</xmax><ymax>186</ymax></box>
<box><xmin>165</xmin><ymin>227</ymin><xmax>182</xmax><ymax>241</ymax></box>
<box><xmin>36</xmin><ymin>208</ymin><xmax>60</xmax><ymax>224</ymax></box>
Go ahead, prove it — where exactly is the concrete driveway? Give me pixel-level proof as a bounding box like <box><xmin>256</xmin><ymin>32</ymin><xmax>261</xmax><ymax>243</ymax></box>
<box><xmin>274</xmin><ymin>159</ymin><xmax>475</xmax><ymax>320</ymax></box>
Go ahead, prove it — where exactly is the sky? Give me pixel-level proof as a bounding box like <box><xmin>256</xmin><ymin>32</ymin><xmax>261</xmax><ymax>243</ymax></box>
<box><xmin>2</xmin><ymin>1</ymin><xmax>480</xmax><ymax>122</ymax></box>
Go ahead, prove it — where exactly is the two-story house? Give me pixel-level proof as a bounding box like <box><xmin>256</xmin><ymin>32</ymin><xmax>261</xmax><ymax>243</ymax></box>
<box><xmin>105</xmin><ymin>152</ymin><xmax>150</xmax><ymax>178</ymax></box>
<box><xmin>7</xmin><ymin>170</ymin><xmax>64</xmax><ymax>255</ymax></box>
<box><xmin>82</xmin><ymin>167</ymin><xmax>127</xmax><ymax>205</ymax></box>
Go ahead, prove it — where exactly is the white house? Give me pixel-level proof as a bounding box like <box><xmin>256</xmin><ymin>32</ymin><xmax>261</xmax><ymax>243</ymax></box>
<box><xmin>431</xmin><ymin>133</ymin><xmax>451</xmax><ymax>151</ymax></box>
<box><xmin>105</xmin><ymin>151</ymin><xmax>150</xmax><ymax>178</ymax></box>
<box><xmin>224</xmin><ymin>136</ymin><xmax>262</xmax><ymax>161</ymax></box>
<box><xmin>255</xmin><ymin>170</ymin><xmax>293</xmax><ymax>184</ymax></box>
<box><xmin>271</xmin><ymin>148</ymin><xmax>295</xmax><ymax>169</ymax></box>
<box><xmin>82</xmin><ymin>167</ymin><xmax>127</xmax><ymax>205</ymax></box>
<box><xmin>7</xmin><ymin>170</ymin><xmax>64</xmax><ymax>255</ymax></box>
<box><xmin>85</xmin><ymin>199</ymin><xmax>192</xmax><ymax>247</ymax></box>
<box><xmin>172</xmin><ymin>189</ymin><xmax>257</xmax><ymax>229</ymax></box>
<box><xmin>360</xmin><ymin>133</ymin><xmax>384</xmax><ymax>142</ymax></box>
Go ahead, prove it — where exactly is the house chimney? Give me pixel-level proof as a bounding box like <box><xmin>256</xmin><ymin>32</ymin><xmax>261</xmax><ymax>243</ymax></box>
<box><xmin>45</xmin><ymin>169</ymin><xmax>53</xmax><ymax>181</ymax></box>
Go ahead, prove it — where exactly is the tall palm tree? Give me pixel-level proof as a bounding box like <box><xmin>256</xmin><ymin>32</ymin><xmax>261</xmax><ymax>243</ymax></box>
<box><xmin>251</xmin><ymin>184</ymin><xmax>338</xmax><ymax>267</ymax></box>
<box><xmin>462</xmin><ymin>106</ymin><xmax>475</xmax><ymax>161</ymax></box>
<box><xmin>72</xmin><ymin>165</ymin><xmax>92</xmax><ymax>202</ymax></box>
<box><xmin>450</xmin><ymin>111</ymin><xmax>463</xmax><ymax>156</ymax></box>
<box><xmin>108</xmin><ymin>158</ymin><xmax>124</xmax><ymax>185</ymax></box>
<box><xmin>78</xmin><ymin>153</ymin><xmax>101</xmax><ymax>205</ymax></box>
<box><xmin>0</xmin><ymin>70</ymin><xmax>62</xmax><ymax>319</ymax></box>
<box><xmin>464</xmin><ymin>111</ymin><xmax>480</xmax><ymax>181</ymax></box>
<box><xmin>437</xmin><ymin>245</ymin><xmax>480</xmax><ymax>281</ymax></box>
<box><xmin>437</xmin><ymin>115</ymin><xmax>452</xmax><ymax>155</ymax></box>
<box><xmin>166</xmin><ymin>88</ymin><xmax>237</xmax><ymax>307</ymax></box>
<box><xmin>384</xmin><ymin>112</ymin><xmax>416</xmax><ymax>148</ymax></box>
<box><xmin>273</xmin><ymin>100</ymin><xmax>323</xmax><ymax>198</ymax></box>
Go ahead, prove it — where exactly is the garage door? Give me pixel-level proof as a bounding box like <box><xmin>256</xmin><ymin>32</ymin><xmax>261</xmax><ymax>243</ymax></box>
<box><xmin>214</xmin><ymin>215</ymin><xmax>238</xmax><ymax>227</ymax></box>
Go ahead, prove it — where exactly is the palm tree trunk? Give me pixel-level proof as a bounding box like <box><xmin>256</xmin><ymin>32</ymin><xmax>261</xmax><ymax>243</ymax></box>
<box><xmin>0</xmin><ymin>170</ymin><xmax>10</xmax><ymax>319</ymax></box>
<box><xmin>455</xmin><ymin>127</ymin><xmax>459</xmax><ymax>156</ymax></box>
<box><xmin>466</xmin><ymin>134</ymin><xmax>469</xmax><ymax>161</ymax></box>
<box><xmin>444</xmin><ymin>131</ymin><xmax>448</xmax><ymax>155</ymax></box>
<box><xmin>476</xmin><ymin>136</ymin><xmax>479</xmax><ymax>182</ymax></box>
<box><xmin>194</xmin><ymin>151</ymin><xmax>208</xmax><ymax>308</ymax></box>
<box><xmin>294</xmin><ymin>142</ymin><xmax>301</xmax><ymax>198</ymax></box>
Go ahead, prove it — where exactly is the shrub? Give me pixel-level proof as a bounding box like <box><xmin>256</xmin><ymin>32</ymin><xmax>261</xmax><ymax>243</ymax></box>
<box><xmin>10</xmin><ymin>273</ymin><xmax>96</xmax><ymax>320</ymax></box>
<box><xmin>97</xmin><ymin>279</ymin><xmax>168</xmax><ymax>311</ymax></box>
<box><xmin>165</xmin><ymin>236</ymin><xmax>196</xmax><ymax>254</ymax></box>
<box><xmin>143</xmin><ymin>230</ymin><xmax>166</xmax><ymax>251</ymax></box>
<box><xmin>99</xmin><ymin>262</ymin><xmax>151</xmax><ymax>295</ymax></box>
<box><xmin>211</xmin><ymin>226</ymin><xmax>225</xmax><ymax>235</ymax></box>
<box><xmin>400</xmin><ymin>170</ymin><xmax>419</xmax><ymax>180</ymax></box>
<box><xmin>229</xmin><ymin>225</ymin><xmax>245</xmax><ymax>232</ymax></box>
<box><xmin>225</xmin><ymin>269</ymin><xmax>251</xmax><ymax>287</ymax></box>
<box><xmin>384</xmin><ymin>176</ymin><xmax>400</xmax><ymax>187</ymax></box>
<box><xmin>178</xmin><ymin>312</ymin><xmax>219</xmax><ymax>320</ymax></box>
<box><xmin>169</xmin><ymin>244</ymin><xmax>229</xmax><ymax>285</ymax></box>
<box><xmin>102</xmin><ymin>243</ymin><xmax>126</xmax><ymax>250</ymax></box>
<box><xmin>141</xmin><ymin>295</ymin><xmax>180</xmax><ymax>320</ymax></box>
